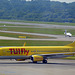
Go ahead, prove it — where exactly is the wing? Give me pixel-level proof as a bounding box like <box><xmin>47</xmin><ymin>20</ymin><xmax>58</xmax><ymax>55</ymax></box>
<box><xmin>39</xmin><ymin>52</ymin><xmax>75</xmax><ymax>59</ymax></box>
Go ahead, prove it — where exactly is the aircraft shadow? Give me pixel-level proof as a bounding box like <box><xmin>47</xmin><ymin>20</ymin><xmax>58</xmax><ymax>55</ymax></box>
<box><xmin>0</xmin><ymin>62</ymin><xmax>75</xmax><ymax>66</ymax></box>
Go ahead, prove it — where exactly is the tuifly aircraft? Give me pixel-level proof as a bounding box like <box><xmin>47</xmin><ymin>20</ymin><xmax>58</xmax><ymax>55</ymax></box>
<box><xmin>0</xmin><ymin>42</ymin><xmax>75</xmax><ymax>63</ymax></box>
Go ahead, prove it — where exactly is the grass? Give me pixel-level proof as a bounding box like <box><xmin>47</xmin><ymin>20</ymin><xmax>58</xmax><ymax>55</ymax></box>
<box><xmin>0</xmin><ymin>32</ymin><xmax>54</xmax><ymax>38</ymax></box>
<box><xmin>0</xmin><ymin>40</ymin><xmax>71</xmax><ymax>46</ymax></box>
<box><xmin>0</xmin><ymin>23</ymin><xmax>33</xmax><ymax>26</ymax></box>
<box><xmin>0</xmin><ymin>27</ymin><xmax>75</xmax><ymax>35</ymax></box>
<box><xmin>0</xmin><ymin>40</ymin><xmax>74</xmax><ymax>59</ymax></box>
<box><xmin>0</xmin><ymin>27</ymin><xmax>64</xmax><ymax>34</ymax></box>
<box><xmin>64</xmin><ymin>56</ymin><xmax>75</xmax><ymax>60</ymax></box>
<box><xmin>0</xmin><ymin>19</ymin><xmax>75</xmax><ymax>35</ymax></box>
<box><xmin>0</xmin><ymin>19</ymin><xmax>75</xmax><ymax>26</ymax></box>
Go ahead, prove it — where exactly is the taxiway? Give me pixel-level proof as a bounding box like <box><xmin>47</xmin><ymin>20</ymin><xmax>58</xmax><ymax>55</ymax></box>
<box><xmin>0</xmin><ymin>59</ymin><xmax>75</xmax><ymax>75</ymax></box>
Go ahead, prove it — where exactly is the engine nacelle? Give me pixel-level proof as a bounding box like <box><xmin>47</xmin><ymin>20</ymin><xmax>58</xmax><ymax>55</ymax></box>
<box><xmin>16</xmin><ymin>59</ymin><xmax>25</xmax><ymax>61</ymax></box>
<box><xmin>31</xmin><ymin>55</ymin><xmax>43</xmax><ymax>61</ymax></box>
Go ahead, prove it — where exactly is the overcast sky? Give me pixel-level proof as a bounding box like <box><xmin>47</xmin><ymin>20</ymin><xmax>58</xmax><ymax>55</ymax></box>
<box><xmin>50</xmin><ymin>0</ymin><xmax>75</xmax><ymax>3</ymax></box>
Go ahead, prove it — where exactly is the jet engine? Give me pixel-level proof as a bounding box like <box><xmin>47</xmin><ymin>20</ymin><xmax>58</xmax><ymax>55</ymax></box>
<box><xmin>31</xmin><ymin>55</ymin><xmax>43</xmax><ymax>62</ymax></box>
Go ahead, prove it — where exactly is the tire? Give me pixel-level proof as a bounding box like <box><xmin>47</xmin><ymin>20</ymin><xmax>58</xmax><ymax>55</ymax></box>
<box><xmin>43</xmin><ymin>60</ymin><xmax>47</xmax><ymax>63</ymax></box>
<box><xmin>33</xmin><ymin>61</ymin><xmax>37</xmax><ymax>63</ymax></box>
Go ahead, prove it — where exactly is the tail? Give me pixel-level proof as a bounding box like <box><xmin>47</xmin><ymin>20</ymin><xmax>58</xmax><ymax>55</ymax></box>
<box><xmin>66</xmin><ymin>41</ymin><xmax>75</xmax><ymax>47</ymax></box>
<box><xmin>23</xmin><ymin>42</ymin><xmax>26</xmax><ymax>46</ymax></box>
<box><xmin>64</xmin><ymin>30</ymin><xmax>67</xmax><ymax>34</ymax></box>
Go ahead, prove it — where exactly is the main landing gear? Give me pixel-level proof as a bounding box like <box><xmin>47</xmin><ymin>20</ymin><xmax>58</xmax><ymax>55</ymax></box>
<box><xmin>33</xmin><ymin>61</ymin><xmax>37</xmax><ymax>63</ymax></box>
<box><xmin>43</xmin><ymin>59</ymin><xmax>47</xmax><ymax>63</ymax></box>
<box><xmin>32</xmin><ymin>60</ymin><xmax>47</xmax><ymax>64</ymax></box>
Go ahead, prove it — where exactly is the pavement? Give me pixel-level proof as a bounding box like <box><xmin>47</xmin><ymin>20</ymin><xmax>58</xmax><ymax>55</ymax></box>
<box><xmin>0</xmin><ymin>21</ymin><xmax>75</xmax><ymax>41</ymax></box>
<box><xmin>0</xmin><ymin>21</ymin><xmax>75</xmax><ymax>29</ymax></box>
<box><xmin>0</xmin><ymin>59</ymin><xmax>75</xmax><ymax>75</ymax></box>
<box><xmin>0</xmin><ymin>36</ymin><xmax>19</xmax><ymax>40</ymax></box>
<box><xmin>0</xmin><ymin>30</ymin><xmax>75</xmax><ymax>41</ymax></box>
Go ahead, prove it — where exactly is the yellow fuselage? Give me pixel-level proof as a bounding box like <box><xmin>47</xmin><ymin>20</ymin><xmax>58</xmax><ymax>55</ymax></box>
<box><xmin>0</xmin><ymin>46</ymin><xmax>74</xmax><ymax>56</ymax></box>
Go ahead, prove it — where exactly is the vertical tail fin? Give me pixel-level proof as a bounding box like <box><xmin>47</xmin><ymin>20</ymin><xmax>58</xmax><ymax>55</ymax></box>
<box><xmin>64</xmin><ymin>30</ymin><xmax>67</xmax><ymax>34</ymax></box>
<box><xmin>23</xmin><ymin>42</ymin><xmax>26</xmax><ymax>46</ymax></box>
<box><xmin>66</xmin><ymin>41</ymin><xmax>75</xmax><ymax>47</ymax></box>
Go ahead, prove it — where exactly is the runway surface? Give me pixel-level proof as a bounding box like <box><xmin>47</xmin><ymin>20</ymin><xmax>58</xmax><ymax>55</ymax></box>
<box><xmin>0</xmin><ymin>36</ymin><xmax>19</xmax><ymax>40</ymax></box>
<box><xmin>0</xmin><ymin>59</ymin><xmax>75</xmax><ymax>75</ymax></box>
<box><xmin>0</xmin><ymin>21</ymin><xmax>75</xmax><ymax>41</ymax></box>
<box><xmin>0</xmin><ymin>30</ymin><xmax>75</xmax><ymax>41</ymax></box>
<box><xmin>0</xmin><ymin>21</ymin><xmax>75</xmax><ymax>29</ymax></box>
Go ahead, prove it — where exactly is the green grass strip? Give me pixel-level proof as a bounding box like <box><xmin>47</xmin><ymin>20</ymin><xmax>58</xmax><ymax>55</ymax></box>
<box><xmin>0</xmin><ymin>40</ymin><xmax>71</xmax><ymax>46</ymax></box>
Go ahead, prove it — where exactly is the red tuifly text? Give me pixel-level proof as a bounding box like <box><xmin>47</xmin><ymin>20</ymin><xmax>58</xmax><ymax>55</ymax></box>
<box><xmin>9</xmin><ymin>48</ymin><xmax>29</xmax><ymax>55</ymax></box>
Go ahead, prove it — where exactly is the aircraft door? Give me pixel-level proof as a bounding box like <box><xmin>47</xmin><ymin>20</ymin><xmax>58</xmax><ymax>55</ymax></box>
<box><xmin>2</xmin><ymin>50</ymin><xmax>6</xmax><ymax>56</ymax></box>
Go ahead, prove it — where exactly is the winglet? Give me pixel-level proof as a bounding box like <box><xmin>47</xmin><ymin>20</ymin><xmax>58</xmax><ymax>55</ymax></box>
<box><xmin>23</xmin><ymin>42</ymin><xmax>26</xmax><ymax>46</ymax></box>
<box><xmin>66</xmin><ymin>41</ymin><xmax>75</xmax><ymax>47</ymax></box>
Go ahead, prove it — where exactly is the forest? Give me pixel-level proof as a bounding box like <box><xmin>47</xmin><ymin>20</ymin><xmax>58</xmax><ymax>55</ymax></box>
<box><xmin>0</xmin><ymin>0</ymin><xmax>75</xmax><ymax>23</ymax></box>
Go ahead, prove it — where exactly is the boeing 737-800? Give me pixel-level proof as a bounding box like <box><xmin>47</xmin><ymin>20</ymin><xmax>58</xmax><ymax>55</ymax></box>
<box><xmin>0</xmin><ymin>42</ymin><xmax>75</xmax><ymax>63</ymax></box>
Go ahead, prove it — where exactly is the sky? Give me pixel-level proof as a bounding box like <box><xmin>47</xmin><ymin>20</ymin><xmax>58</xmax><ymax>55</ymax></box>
<box><xmin>26</xmin><ymin>0</ymin><xmax>75</xmax><ymax>3</ymax></box>
<box><xmin>50</xmin><ymin>0</ymin><xmax>75</xmax><ymax>3</ymax></box>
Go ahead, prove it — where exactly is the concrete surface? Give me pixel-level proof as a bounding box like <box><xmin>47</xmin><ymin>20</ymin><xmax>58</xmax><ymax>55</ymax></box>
<box><xmin>0</xmin><ymin>21</ymin><xmax>75</xmax><ymax>29</ymax></box>
<box><xmin>0</xmin><ymin>59</ymin><xmax>75</xmax><ymax>75</ymax></box>
<box><xmin>0</xmin><ymin>31</ymin><xmax>75</xmax><ymax>41</ymax></box>
<box><xmin>0</xmin><ymin>36</ymin><xmax>19</xmax><ymax>40</ymax></box>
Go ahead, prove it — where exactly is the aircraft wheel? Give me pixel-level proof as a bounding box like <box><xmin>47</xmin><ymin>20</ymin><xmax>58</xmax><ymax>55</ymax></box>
<box><xmin>33</xmin><ymin>61</ymin><xmax>37</xmax><ymax>63</ymax></box>
<box><xmin>43</xmin><ymin>60</ymin><xmax>47</xmax><ymax>63</ymax></box>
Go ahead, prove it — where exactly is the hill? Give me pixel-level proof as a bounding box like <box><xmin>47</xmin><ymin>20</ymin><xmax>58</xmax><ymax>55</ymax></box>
<box><xmin>0</xmin><ymin>0</ymin><xmax>75</xmax><ymax>23</ymax></box>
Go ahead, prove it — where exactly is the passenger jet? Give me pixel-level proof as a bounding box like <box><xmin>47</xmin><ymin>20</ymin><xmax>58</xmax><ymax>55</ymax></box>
<box><xmin>0</xmin><ymin>42</ymin><xmax>75</xmax><ymax>63</ymax></box>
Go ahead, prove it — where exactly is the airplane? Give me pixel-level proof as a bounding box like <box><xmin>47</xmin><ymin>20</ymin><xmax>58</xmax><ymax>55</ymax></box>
<box><xmin>64</xmin><ymin>30</ymin><xmax>72</xmax><ymax>37</ymax></box>
<box><xmin>0</xmin><ymin>41</ymin><xmax>75</xmax><ymax>63</ymax></box>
